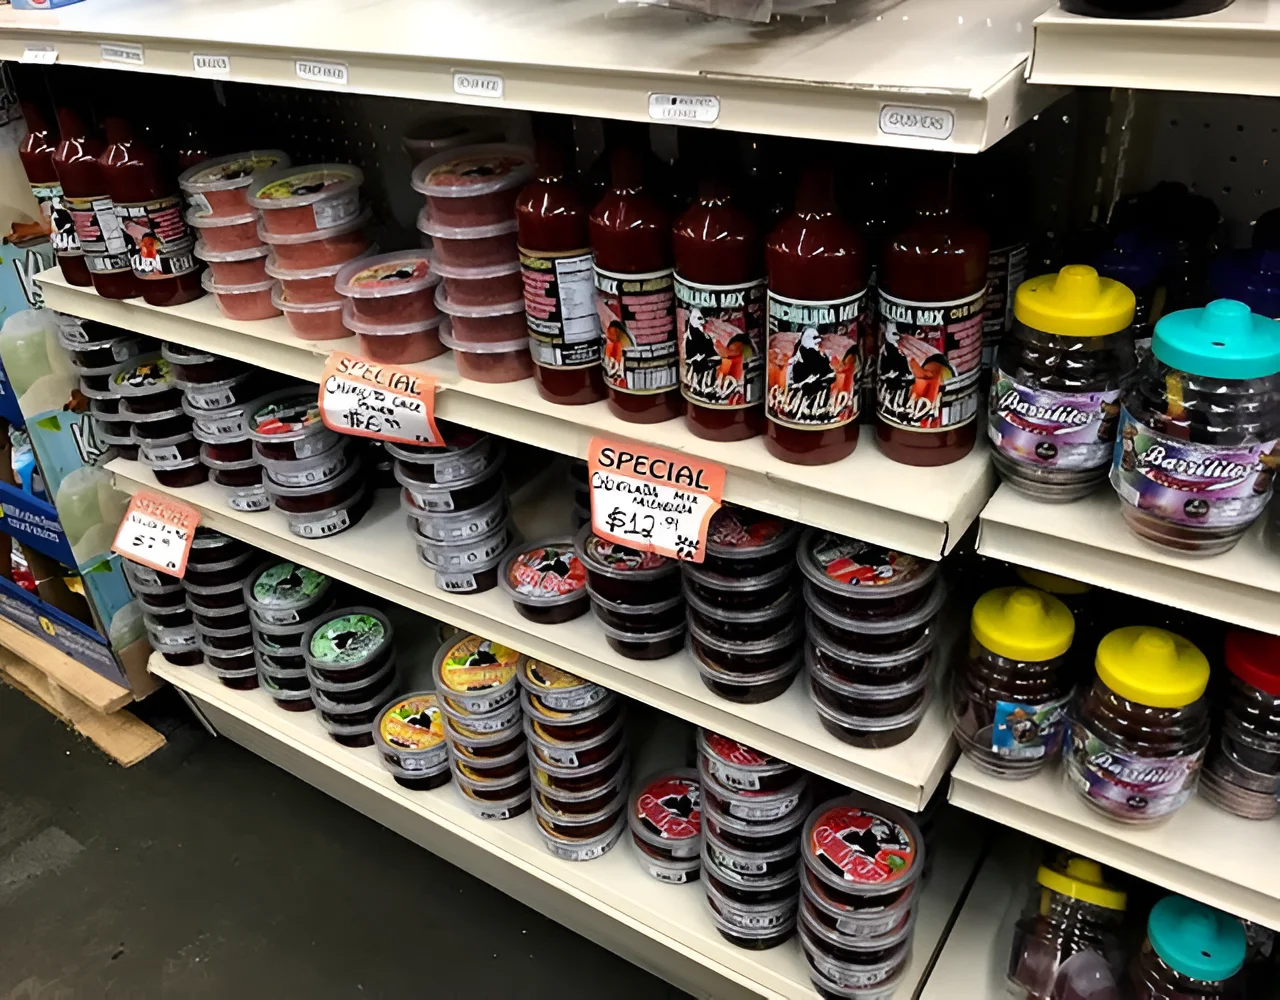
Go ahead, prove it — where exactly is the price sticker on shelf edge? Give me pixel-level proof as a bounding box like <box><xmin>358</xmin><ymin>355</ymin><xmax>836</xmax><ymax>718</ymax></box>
<box><xmin>587</xmin><ymin>438</ymin><xmax>724</xmax><ymax>564</ymax></box>
<box><xmin>111</xmin><ymin>491</ymin><xmax>201</xmax><ymax>579</ymax></box>
<box><xmin>318</xmin><ymin>351</ymin><xmax>444</xmax><ymax>447</ymax></box>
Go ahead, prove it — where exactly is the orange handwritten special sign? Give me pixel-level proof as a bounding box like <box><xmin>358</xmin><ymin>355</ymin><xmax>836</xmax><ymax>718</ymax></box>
<box><xmin>587</xmin><ymin>438</ymin><xmax>725</xmax><ymax>563</ymax></box>
<box><xmin>319</xmin><ymin>351</ymin><xmax>444</xmax><ymax>447</ymax></box>
<box><xmin>111</xmin><ymin>490</ymin><xmax>202</xmax><ymax>578</ymax></box>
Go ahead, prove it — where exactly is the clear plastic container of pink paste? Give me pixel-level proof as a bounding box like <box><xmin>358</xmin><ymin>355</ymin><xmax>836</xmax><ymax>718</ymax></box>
<box><xmin>271</xmin><ymin>285</ymin><xmax>349</xmax><ymax>341</ymax></box>
<box><xmin>428</xmin><ymin>253</ymin><xmax>524</xmax><ymax>308</ymax></box>
<box><xmin>194</xmin><ymin>241</ymin><xmax>270</xmax><ymax>286</ymax></box>
<box><xmin>335</xmin><ymin>249</ymin><xmax>441</xmax><ymax>328</ymax></box>
<box><xmin>248</xmin><ymin>163</ymin><xmax>364</xmax><ymax>235</ymax></box>
<box><xmin>200</xmin><ymin>271</ymin><xmax>280</xmax><ymax>321</ymax></box>
<box><xmin>410</xmin><ymin>143</ymin><xmax>535</xmax><ymax>229</ymax></box>
<box><xmin>440</xmin><ymin>327</ymin><xmax>533</xmax><ymax>383</ymax></box>
<box><xmin>179</xmin><ymin>150</ymin><xmax>290</xmax><ymax>218</ymax></box>
<box><xmin>416</xmin><ymin>210</ymin><xmax>518</xmax><ymax>269</ymax></box>
<box><xmin>344</xmin><ymin>305</ymin><xmax>446</xmax><ymax>365</ymax></box>
<box><xmin>265</xmin><ymin>247</ymin><xmax>374</xmax><ymax>305</ymax></box>
<box><xmin>186</xmin><ymin>210</ymin><xmax>261</xmax><ymax>254</ymax></box>
<box><xmin>434</xmin><ymin>284</ymin><xmax>526</xmax><ymax>344</ymax></box>
<box><xmin>258</xmin><ymin>209</ymin><xmax>372</xmax><ymax>270</ymax></box>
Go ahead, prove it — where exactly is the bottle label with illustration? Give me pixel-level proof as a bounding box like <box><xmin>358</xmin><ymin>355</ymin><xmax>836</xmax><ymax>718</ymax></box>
<box><xmin>991</xmin><ymin>693</ymin><xmax>1073</xmax><ymax>759</ymax></box>
<box><xmin>115</xmin><ymin>193</ymin><xmax>198</xmax><ymax>280</ymax></box>
<box><xmin>65</xmin><ymin>194</ymin><xmax>130</xmax><ymax>273</ymax></box>
<box><xmin>764</xmin><ymin>290</ymin><xmax>864</xmax><ymax>429</ymax></box>
<box><xmin>675</xmin><ymin>274</ymin><xmax>766</xmax><ymax>409</ymax></box>
<box><xmin>521</xmin><ymin>248</ymin><xmax>602</xmax><ymax>369</ymax></box>
<box><xmin>874</xmin><ymin>288</ymin><xmax>985</xmax><ymax>432</ymax></box>
<box><xmin>593</xmin><ymin>266</ymin><xmax>678</xmax><ymax>394</ymax></box>
<box><xmin>1065</xmin><ymin>720</ymin><xmax>1205</xmax><ymax>821</ymax></box>
<box><xmin>33</xmin><ymin>182</ymin><xmax>82</xmax><ymax>258</ymax></box>
<box><xmin>1110</xmin><ymin>409</ymin><xmax>1279</xmax><ymax>528</ymax></box>
<box><xmin>982</xmin><ymin>243</ymin><xmax>1028</xmax><ymax>369</ymax></box>
<box><xmin>988</xmin><ymin>372</ymin><xmax>1123</xmax><ymax>470</ymax></box>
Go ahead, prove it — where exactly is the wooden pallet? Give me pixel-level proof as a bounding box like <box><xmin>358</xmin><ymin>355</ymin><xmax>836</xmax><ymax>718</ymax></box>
<box><xmin>0</xmin><ymin>618</ymin><xmax>164</xmax><ymax>766</ymax></box>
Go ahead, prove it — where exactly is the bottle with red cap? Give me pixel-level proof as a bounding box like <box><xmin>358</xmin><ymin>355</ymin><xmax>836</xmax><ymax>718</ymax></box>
<box><xmin>1200</xmin><ymin>629</ymin><xmax>1280</xmax><ymax>820</ymax></box>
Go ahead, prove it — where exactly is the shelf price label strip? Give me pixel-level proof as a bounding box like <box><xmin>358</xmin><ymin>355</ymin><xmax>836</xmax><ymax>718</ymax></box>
<box><xmin>318</xmin><ymin>350</ymin><xmax>444</xmax><ymax>447</ymax></box>
<box><xmin>111</xmin><ymin>490</ymin><xmax>201</xmax><ymax>578</ymax></box>
<box><xmin>588</xmin><ymin>437</ymin><xmax>724</xmax><ymax>564</ymax></box>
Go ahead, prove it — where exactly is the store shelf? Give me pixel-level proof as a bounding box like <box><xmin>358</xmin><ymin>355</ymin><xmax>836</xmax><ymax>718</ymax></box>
<box><xmin>0</xmin><ymin>0</ymin><xmax>1060</xmax><ymax>152</ymax></box>
<box><xmin>42</xmin><ymin>270</ymin><xmax>995</xmax><ymax>559</ymax></box>
<box><xmin>978</xmin><ymin>484</ymin><xmax>1280</xmax><ymax>636</ymax></box>
<box><xmin>151</xmin><ymin>654</ymin><xmax>987</xmax><ymax>1000</ymax></box>
<box><xmin>110</xmin><ymin>459</ymin><xmax>956</xmax><ymax>810</ymax></box>
<box><xmin>1029</xmin><ymin>0</ymin><xmax>1280</xmax><ymax>98</ymax></box>
<box><xmin>949</xmin><ymin>756</ymin><xmax>1280</xmax><ymax>931</ymax></box>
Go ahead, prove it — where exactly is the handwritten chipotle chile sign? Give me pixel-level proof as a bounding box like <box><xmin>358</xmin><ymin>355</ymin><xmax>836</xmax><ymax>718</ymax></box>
<box><xmin>318</xmin><ymin>351</ymin><xmax>444</xmax><ymax>447</ymax></box>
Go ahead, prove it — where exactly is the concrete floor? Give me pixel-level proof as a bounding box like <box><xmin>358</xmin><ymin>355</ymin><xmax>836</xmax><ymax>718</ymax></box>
<box><xmin>0</xmin><ymin>684</ymin><xmax>687</xmax><ymax>1000</ymax></box>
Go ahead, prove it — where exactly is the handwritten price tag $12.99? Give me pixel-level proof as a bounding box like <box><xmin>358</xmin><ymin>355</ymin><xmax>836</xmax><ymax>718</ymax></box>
<box><xmin>318</xmin><ymin>351</ymin><xmax>444</xmax><ymax>447</ymax></box>
<box><xmin>111</xmin><ymin>490</ymin><xmax>202</xmax><ymax>578</ymax></box>
<box><xmin>587</xmin><ymin>438</ymin><xmax>725</xmax><ymax>563</ymax></box>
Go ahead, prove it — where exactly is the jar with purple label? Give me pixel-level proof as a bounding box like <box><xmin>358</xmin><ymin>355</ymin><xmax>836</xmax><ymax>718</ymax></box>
<box><xmin>989</xmin><ymin>265</ymin><xmax>1136</xmax><ymax>502</ymax></box>
<box><xmin>1110</xmin><ymin>299</ymin><xmax>1280</xmax><ymax>555</ymax></box>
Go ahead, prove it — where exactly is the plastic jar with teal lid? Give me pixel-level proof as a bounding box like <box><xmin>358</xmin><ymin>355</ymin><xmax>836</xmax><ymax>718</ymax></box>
<box><xmin>1065</xmin><ymin>627</ymin><xmax>1210</xmax><ymax>825</ymax></box>
<box><xmin>1129</xmin><ymin>896</ymin><xmax>1245</xmax><ymax>1000</ymax></box>
<box><xmin>989</xmin><ymin>265</ymin><xmax>1136</xmax><ymax>501</ymax></box>
<box><xmin>1110</xmin><ymin>298</ymin><xmax>1280</xmax><ymax>555</ymax></box>
<box><xmin>951</xmin><ymin>586</ymin><xmax>1076</xmax><ymax>779</ymax></box>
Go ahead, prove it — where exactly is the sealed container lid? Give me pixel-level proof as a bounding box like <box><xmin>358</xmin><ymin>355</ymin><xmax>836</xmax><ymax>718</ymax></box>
<box><xmin>798</xmin><ymin>889</ymin><xmax>916</xmax><ymax>953</ymax></box>
<box><xmin>185</xmin><ymin>209</ymin><xmax>256</xmax><ymax>230</ymax></box>
<box><xmin>520</xmin><ymin>687</ymin><xmax>618</xmax><ymax>729</ymax></box>
<box><xmin>683</xmin><ymin>560</ymin><xmax>792</xmax><ymax>594</ymax></box>
<box><xmin>806</xmin><ymin>624</ymin><xmax>934</xmax><ymax>676</ymax></box>
<box><xmin>256</xmin><ymin>206</ymin><xmax>372</xmax><ymax>246</ymax></box>
<box><xmin>180</xmin><ymin>149</ymin><xmax>290</xmax><ymax>196</ymax></box>
<box><xmin>416</xmin><ymin>209</ymin><xmax>517</xmax><ymax>242</ymax></box>
<box><xmin>1015</xmin><ymin>567</ymin><xmax>1092</xmax><ymax>596</ymax></box>
<box><xmin>110</xmin><ymin>354</ymin><xmax>173</xmax><ymax>397</ymax></box>
<box><xmin>194</xmin><ymin>240</ymin><xmax>271</xmax><ymax>264</ymax></box>
<box><xmin>162</xmin><ymin>342</ymin><xmax>218</xmax><ymax>366</ymax></box>
<box><xmin>431</xmin><ymin>632</ymin><xmax>522</xmax><ymax>698</ymax></box>
<box><xmin>802</xmin><ymin>792</ymin><xmax>926</xmax><ymax>897</ymax></box>
<box><xmin>263</xmin><ymin>457</ymin><xmax>362</xmax><ymax>499</ymax></box>
<box><xmin>439</xmin><ymin>327</ymin><xmax>526</xmax><ymax>355</ymax></box>
<box><xmin>1147</xmin><ymin>896</ymin><xmax>1245</xmax><ymax>983</ymax></box>
<box><xmin>1152</xmin><ymin>298</ymin><xmax>1280</xmax><ymax>380</ymax></box>
<box><xmin>797</xmin><ymin>529</ymin><xmax>938</xmax><ymax>601</ymax></box>
<box><xmin>201</xmin><ymin>270</ymin><xmax>276</xmax><ymax>297</ymax></box>
<box><xmin>265</xmin><ymin>245</ymin><xmax>376</xmax><ymax>281</ymax></box>
<box><xmin>342</xmin><ymin>303</ymin><xmax>444</xmax><ymax>338</ymax></box>
<box><xmin>1036</xmin><ymin>856</ymin><xmax>1126</xmax><ymax>911</ymax></box>
<box><xmin>335</xmin><ymin>249</ymin><xmax>441</xmax><ymax>299</ymax></box>
<box><xmin>1224</xmin><ymin>629</ymin><xmax>1280</xmax><ymax>696</ymax></box>
<box><xmin>426</xmin><ymin>250</ymin><xmax>521</xmax><ymax>280</ymax></box>
<box><xmin>375</xmin><ymin>692</ymin><xmax>447</xmax><ymax>755</ymax></box>
<box><xmin>499</xmin><ymin>539</ymin><xmax>588</xmax><ymax>608</ymax></box>
<box><xmin>697</xmin><ymin>729</ymin><xmax>794</xmax><ymax>788</ymax></box>
<box><xmin>688</xmin><ymin>614</ymin><xmax>800</xmax><ymax>656</ymax></box>
<box><xmin>1013</xmin><ymin>265</ymin><xmax>1136</xmax><ymax>338</ymax></box>
<box><xmin>629</xmin><ymin>769</ymin><xmax>701</xmax><ymax>852</ymax></box>
<box><xmin>246</xmin><ymin>388</ymin><xmax>325</xmax><ymax>443</ymax></box>
<box><xmin>270</xmin><ymin>283</ymin><xmax>343</xmax><ymax>314</ymax></box>
<box><xmin>1095</xmin><ymin>626</ymin><xmax>1210</xmax><ymax>709</ymax></box>
<box><xmin>971</xmin><ymin>587</ymin><xmax>1075</xmax><ymax>662</ymax></box>
<box><xmin>410</xmin><ymin>143</ymin><xmax>535</xmax><ymax>199</ymax></box>
<box><xmin>248</xmin><ymin>163</ymin><xmax>363</xmax><ymax>210</ymax></box>
<box><xmin>245</xmin><ymin>559</ymin><xmax>332</xmax><ymax>618</ymax></box>
<box><xmin>804</xmin><ymin>581</ymin><xmax>944</xmax><ymax>637</ymax></box>
<box><xmin>704</xmin><ymin>504</ymin><xmax>800</xmax><ymax>561</ymax></box>
<box><xmin>573</xmin><ymin>524</ymin><xmax>677</xmax><ymax>582</ymax></box>
<box><xmin>434</xmin><ymin>283</ymin><xmax>524</xmax><ymax>318</ymax></box>
<box><xmin>384</xmin><ymin>424</ymin><xmax>491</xmax><ymax>473</ymax></box>
<box><xmin>302</xmin><ymin>607</ymin><xmax>393</xmax><ymax>672</ymax></box>
<box><xmin>518</xmin><ymin>658</ymin><xmax>607</xmax><ymax>710</ymax></box>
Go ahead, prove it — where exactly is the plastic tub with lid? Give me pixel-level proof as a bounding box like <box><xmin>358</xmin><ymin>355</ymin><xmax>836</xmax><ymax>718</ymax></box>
<box><xmin>416</xmin><ymin>211</ymin><xmax>518</xmax><ymax>269</ymax></box>
<box><xmin>271</xmin><ymin>284</ymin><xmax>348</xmax><ymax>341</ymax></box>
<box><xmin>629</xmin><ymin>768</ymin><xmax>702</xmax><ymax>880</ymax></box>
<box><xmin>344</xmin><ymin>306</ymin><xmax>445</xmax><ymax>365</ymax></box>
<box><xmin>797</xmin><ymin>905</ymin><xmax>913</xmax><ymax>995</ymax></box>
<box><xmin>259</xmin><ymin>668</ymin><xmax>318</xmax><ymax>713</ymax></box>
<box><xmin>588</xmin><ymin>590</ymin><xmax>684</xmax><ymax>635</ymax></box>
<box><xmin>270</xmin><ymin>479</ymin><xmax>370</xmax><ymax>540</ymax></box>
<box><xmin>245</xmin><ymin>559</ymin><xmax>332</xmax><ymax>625</ymax></box>
<box><xmin>534</xmin><ymin>799</ymin><xmax>626</xmax><ymax>863</ymax></box>
<box><xmin>264</xmin><ymin>455</ymin><xmax>362</xmax><ymax>512</ymax></box>
<box><xmin>705</xmin><ymin>874</ymin><xmax>798</xmax><ymax>951</ymax></box>
<box><xmin>686</xmin><ymin>586</ymin><xmax>798</xmax><ymax>644</ymax></box>
<box><xmin>573</xmin><ymin>525</ymin><xmax>681</xmax><ymax>604</ymax></box>
<box><xmin>434</xmin><ymin>284</ymin><xmax>525</xmax><ymax>343</ymax></box>
<box><xmin>248</xmin><ymin>163</ymin><xmax>364</xmax><ymax>235</ymax></box>
<box><xmin>598</xmin><ymin>618</ymin><xmax>687</xmax><ymax>661</ymax></box>
<box><xmin>162</xmin><ymin>342</ymin><xmax>244</xmax><ymax>385</ymax></box>
<box><xmin>184</xmin><ymin>210</ymin><xmax>260</xmax><ymax>254</ymax></box>
<box><xmin>257</xmin><ymin>439</ymin><xmax>351</xmax><ymax>489</ymax></box>
<box><xmin>802</xmin><ymin>793</ymin><xmax>926</xmax><ymax>913</ymax></box>
<box><xmin>200</xmin><ymin>271</ymin><xmax>279</xmax><ymax>321</ymax></box>
<box><xmin>258</xmin><ymin>209</ymin><xmax>372</xmax><ymax>270</ymax></box>
<box><xmin>682</xmin><ymin>561</ymin><xmax>795</xmax><ymax>613</ymax></box>
<box><xmin>180</xmin><ymin>149</ymin><xmax>290</xmax><ymax>218</ymax></box>
<box><xmin>246</xmin><ymin>388</ymin><xmax>341</xmax><ymax>461</ymax></box>
<box><xmin>807</xmin><ymin>626</ymin><xmax>933</xmax><ymax>691</ymax></box>
<box><xmin>453</xmin><ymin>781</ymin><xmax>531</xmax><ymax>821</ymax></box>
<box><xmin>416</xmin><ymin>517</ymin><xmax>514</xmax><ymax>574</ymax></box>
<box><xmin>405</xmin><ymin>491</ymin><xmax>507</xmax><ymax>544</ymax></box>
<box><xmin>301</xmin><ymin>607</ymin><xmax>395</xmax><ymax>686</ymax></box>
<box><xmin>429</xmin><ymin>252</ymin><xmax>523</xmax><ymax>308</ymax></box>
<box><xmin>265</xmin><ymin>246</ymin><xmax>375</xmax><ymax>304</ymax></box>
<box><xmin>809</xmin><ymin>677</ymin><xmax>930</xmax><ymax>749</ymax></box>
<box><xmin>439</xmin><ymin>328</ymin><xmax>533</xmax><ymax>383</ymax></box>
<box><xmin>797</xmin><ymin>529</ymin><xmax>940</xmax><ymax>621</ymax></box>
<box><xmin>520</xmin><ymin>688</ymin><xmax>620</xmax><ymax>743</ymax></box>
<box><xmin>808</xmin><ymin>649</ymin><xmax>929</xmax><ymax>723</ymax></box>
<box><xmin>697</xmin><ymin>729</ymin><xmax>798</xmax><ymax>794</ymax></box>
<box><xmin>805</xmin><ymin>579</ymin><xmax>944</xmax><ymax>656</ymax></box>
<box><xmin>518</xmin><ymin>658</ymin><xmax>607</xmax><ymax>713</ymax></box>
<box><xmin>194</xmin><ymin>240</ymin><xmax>270</xmax><ymax>286</ymax></box>
<box><xmin>385</xmin><ymin>425</ymin><xmax>494</xmax><ymax>485</ymax></box>
<box><xmin>334</xmin><ymin>249</ymin><xmax>441</xmax><ymax>327</ymax></box>
<box><xmin>67</xmin><ymin>334</ymin><xmax>147</xmax><ymax>371</ymax></box>
<box><xmin>702</xmin><ymin>504</ymin><xmax>801</xmax><ymax>577</ymax></box>
<box><xmin>410</xmin><ymin>143</ymin><xmax>534</xmax><ymax>229</ymax></box>
<box><xmin>497</xmin><ymin>538</ymin><xmax>589</xmax><ymax>625</ymax></box>
<box><xmin>110</xmin><ymin>354</ymin><xmax>181</xmax><ymax>412</ymax></box>
<box><xmin>431</xmin><ymin>632</ymin><xmax>522</xmax><ymax>715</ymax></box>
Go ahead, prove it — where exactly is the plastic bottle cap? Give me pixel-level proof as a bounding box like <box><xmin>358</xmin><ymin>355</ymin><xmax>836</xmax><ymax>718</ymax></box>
<box><xmin>1224</xmin><ymin>629</ymin><xmax>1280</xmax><ymax>697</ymax></box>
<box><xmin>1147</xmin><ymin>896</ymin><xmax>1245</xmax><ymax>983</ymax></box>
<box><xmin>1036</xmin><ymin>857</ymin><xmax>1126</xmax><ymax>911</ymax></box>
<box><xmin>1013</xmin><ymin>265</ymin><xmax>1136</xmax><ymax>338</ymax></box>
<box><xmin>970</xmin><ymin>586</ymin><xmax>1075</xmax><ymax>662</ymax></box>
<box><xmin>1015</xmin><ymin>567</ymin><xmax>1092</xmax><ymax>597</ymax></box>
<box><xmin>1095</xmin><ymin>626</ymin><xmax>1209</xmax><ymax>708</ymax></box>
<box><xmin>1152</xmin><ymin>298</ymin><xmax>1280</xmax><ymax>380</ymax></box>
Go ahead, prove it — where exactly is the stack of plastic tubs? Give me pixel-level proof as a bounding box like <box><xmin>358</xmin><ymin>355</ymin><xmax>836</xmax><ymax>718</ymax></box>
<box><xmin>60</xmin><ymin>321</ymin><xmax>154</xmax><ymax>459</ymax></box>
<box><xmin>629</xmin><ymin>768</ymin><xmax>702</xmax><ymax>883</ymax></box>
<box><xmin>799</xmin><ymin>794</ymin><xmax>927</xmax><ymax>998</ymax></box>
<box><xmin>303</xmin><ymin>606</ymin><xmax>398</xmax><ymax>748</ymax></box>
<box><xmin>334</xmin><ymin>249</ymin><xmax>446</xmax><ymax>364</ymax></box>
<box><xmin>411</xmin><ymin>144</ymin><xmax>536</xmax><ymax>382</ymax></box>
<box><xmin>798</xmin><ymin>529</ymin><xmax>943</xmax><ymax>749</ymax></box>
<box><xmin>183</xmin><ymin>531</ymin><xmax>258</xmax><ymax>688</ymax></box>
<box><xmin>684</xmin><ymin>506</ymin><xmax>803</xmax><ymax>704</ymax></box>
<box><xmin>243</xmin><ymin>557</ymin><xmax>336</xmax><ymax>714</ymax></box>
<box><xmin>246</xmin><ymin>387</ymin><xmax>371</xmax><ymax>539</ymax></box>
<box><xmin>697</xmin><ymin>729</ymin><xmax>810</xmax><ymax>950</ymax></box>
<box><xmin>108</xmin><ymin>353</ymin><xmax>207</xmax><ymax>488</ymax></box>
<box><xmin>373</xmin><ymin>692</ymin><xmax>453</xmax><ymax>790</ymax></box>
<box><xmin>182</xmin><ymin>150</ymin><xmax>291</xmax><ymax>322</ymax></box>
<box><xmin>250</xmin><ymin>163</ymin><xmax>373</xmax><ymax>341</ymax></box>
<box><xmin>498</xmin><ymin>538</ymin><xmax>589</xmax><ymax>621</ymax></box>
<box><xmin>575</xmin><ymin>525</ymin><xmax>685</xmax><ymax>660</ymax></box>
<box><xmin>431</xmin><ymin>631</ymin><xmax>529</xmax><ymax>820</ymax></box>
<box><xmin>127</xmin><ymin>561</ymin><xmax>199</xmax><ymax>666</ymax></box>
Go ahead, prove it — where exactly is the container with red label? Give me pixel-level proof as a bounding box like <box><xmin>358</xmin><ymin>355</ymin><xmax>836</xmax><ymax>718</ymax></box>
<box><xmin>628</xmin><ymin>768</ymin><xmax>703</xmax><ymax>883</ymax></box>
<box><xmin>498</xmin><ymin>539</ymin><xmax>589</xmax><ymax>625</ymax></box>
<box><xmin>701</xmin><ymin>503</ymin><xmax>800</xmax><ymax>578</ymax></box>
<box><xmin>802</xmin><ymin>794</ymin><xmax>926</xmax><ymax>911</ymax></box>
<box><xmin>411</xmin><ymin>143</ymin><xmax>535</xmax><ymax>230</ymax></box>
<box><xmin>697</xmin><ymin>728</ymin><xmax>799</xmax><ymax>793</ymax></box>
<box><xmin>179</xmin><ymin>150</ymin><xmax>290</xmax><ymax>219</ymax></box>
<box><xmin>574</xmin><ymin>525</ymin><xmax>681</xmax><ymax>604</ymax></box>
<box><xmin>334</xmin><ymin>249</ymin><xmax>441</xmax><ymax>328</ymax></box>
<box><xmin>249</xmin><ymin>163</ymin><xmax>364</xmax><ymax>236</ymax></box>
<box><xmin>797</xmin><ymin>529</ymin><xmax>940</xmax><ymax>622</ymax></box>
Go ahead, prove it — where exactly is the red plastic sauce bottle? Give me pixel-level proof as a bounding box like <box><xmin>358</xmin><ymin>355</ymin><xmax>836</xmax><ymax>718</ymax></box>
<box><xmin>874</xmin><ymin>174</ymin><xmax>989</xmax><ymax>467</ymax></box>
<box><xmin>589</xmin><ymin>143</ymin><xmax>682</xmax><ymax>424</ymax></box>
<box><xmin>15</xmin><ymin>72</ymin><xmax>59</xmax><ymax>237</ymax></box>
<box><xmin>41</xmin><ymin>96</ymin><xmax>95</xmax><ymax>288</ymax></box>
<box><xmin>99</xmin><ymin>115</ymin><xmax>202</xmax><ymax>308</ymax></box>
<box><xmin>516</xmin><ymin>121</ymin><xmax>606</xmax><ymax>406</ymax></box>
<box><xmin>672</xmin><ymin>140</ymin><xmax>766</xmax><ymax>441</ymax></box>
<box><xmin>763</xmin><ymin>165</ymin><xmax>867</xmax><ymax>465</ymax></box>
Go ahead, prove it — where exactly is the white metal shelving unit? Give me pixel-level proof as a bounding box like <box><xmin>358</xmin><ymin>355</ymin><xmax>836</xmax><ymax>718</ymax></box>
<box><xmin>949</xmin><ymin>757</ymin><xmax>1280</xmax><ymax>931</ymax></box>
<box><xmin>153</xmin><ymin>655</ymin><xmax>986</xmax><ymax>1000</ymax></box>
<box><xmin>109</xmin><ymin>458</ymin><xmax>956</xmax><ymax>811</ymax></box>
<box><xmin>0</xmin><ymin>0</ymin><xmax>1060</xmax><ymax>152</ymax></box>
<box><xmin>43</xmin><ymin>271</ymin><xmax>995</xmax><ymax>559</ymax></box>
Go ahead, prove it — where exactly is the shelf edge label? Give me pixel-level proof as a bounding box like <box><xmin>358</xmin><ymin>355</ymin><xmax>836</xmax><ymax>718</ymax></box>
<box><xmin>318</xmin><ymin>351</ymin><xmax>443</xmax><ymax>447</ymax></box>
<box><xmin>100</xmin><ymin>42</ymin><xmax>144</xmax><ymax>66</ymax></box>
<box><xmin>648</xmin><ymin>93</ymin><xmax>719</xmax><ymax>124</ymax></box>
<box><xmin>193</xmin><ymin>53</ymin><xmax>231</xmax><ymax>76</ymax></box>
<box><xmin>111</xmin><ymin>490</ymin><xmax>201</xmax><ymax>579</ymax></box>
<box><xmin>20</xmin><ymin>46</ymin><xmax>57</xmax><ymax>65</ymax></box>
<box><xmin>878</xmin><ymin>104</ymin><xmax>955</xmax><ymax>142</ymax></box>
<box><xmin>588</xmin><ymin>437</ymin><xmax>724</xmax><ymax>563</ymax></box>
<box><xmin>453</xmin><ymin>70</ymin><xmax>504</xmax><ymax>99</ymax></box>
<box><xmin>296</xmin><ymin>58</ymin><xmax>348</xmax><ymax>85</ymax></box>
